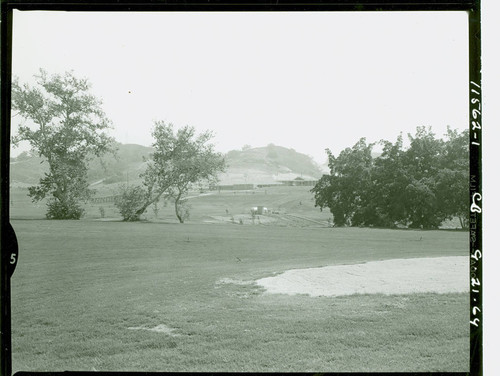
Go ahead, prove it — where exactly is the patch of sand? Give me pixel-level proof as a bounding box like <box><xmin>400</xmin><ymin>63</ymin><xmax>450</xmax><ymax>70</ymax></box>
<box><xmin>256</xmin><ymin>256</ymin><xmax>469</xmax><ymax>297</ymax></box>
<box><xmin>128</xmin><ymin>324</ymin><xmax>181</xmax><ymax>336</ymax></box>
<box><xmin>216</xmin><ymin>277</ymin><xmax>255</xmax><ymax>286</ymax></box>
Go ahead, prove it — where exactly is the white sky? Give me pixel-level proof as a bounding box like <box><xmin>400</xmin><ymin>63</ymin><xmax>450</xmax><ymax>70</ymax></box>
<box><xmin>11</xmin><ymin>10</ymin><xmax>469</xmax><ymax>164</ymax></box>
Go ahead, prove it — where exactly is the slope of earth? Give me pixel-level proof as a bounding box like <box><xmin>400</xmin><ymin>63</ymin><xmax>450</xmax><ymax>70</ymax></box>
<box><xmin>87</xmin><ymin>143</ymin><xmax>153</xmax><ymax>184</ymax></box>
<box><xmin>220</xmin><ymin>144</ymin><xmax>324</xmax><ymax>185</ymax></box>
<box><xmin>10</xmin><ymin>143</ymin><xmax>324</xmax><ymax>188</ymax></box>
<box><xmin>9</xmin><ymin>154</ymin><xmax>49</xmax><ymax>186</ymax></box>
<box><xmin>9</xmin><ymin>143</ymin><xmax>153</xmax><ymax>188</ymax></box>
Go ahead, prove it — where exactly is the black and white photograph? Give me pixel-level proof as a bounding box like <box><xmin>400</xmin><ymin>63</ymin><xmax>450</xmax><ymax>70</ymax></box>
<box><xmin>4</xmin><ymin>5</ymin><xmax>479</xmax><ymax>373</ymax></box>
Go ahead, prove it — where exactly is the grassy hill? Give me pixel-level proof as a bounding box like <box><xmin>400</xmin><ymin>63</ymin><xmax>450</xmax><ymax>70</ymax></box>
<box><xmin>87</xmin><ymin>143</ymin><xmax>153</xmax><ymax>185</ymax></box>
<box><xmin>10</xmin><ymin>143</ymin><xmax>154</xmax><ymax>188</ymax></box>
<box><xmin>10</xmin><ymin>143</ymin><xmax>323</xmax><ymax>188</ymax></box>
<box><xmin>221</xmin><ymin>144</ymin><xmax>323</xmax><ymax>185</ymax></box>
<box><xmin>9</xmin><ymin>153</ymin><xmax>49</xmax><ymax>186</ymax></box>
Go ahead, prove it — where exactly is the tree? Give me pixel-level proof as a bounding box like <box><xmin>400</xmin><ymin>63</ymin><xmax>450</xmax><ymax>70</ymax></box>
<box><xmin>312</xmin><ymin>127</ymin><xmax>469</xmax><ymax>229</ymax></box>
<box><xmin>136</xmin><ymin>121</ymin><xmax>226</xmax><ymax>222</ymax></box>
<box><xmin>311</xmin><ymin>138</ymin><xmax>375</xmax><ymax>227</ymax></box>
<box><xmin>435</xmin><ymin>127</ymin><xmax>469</xmax><ymax>228</ymax></box>
<box><xmin>11</xmin><ymin>70</ymin><xmax>114</xmax><ymax>219</ymax></box>
<box><xmin>400</xmin><ymin>127</ymin><xmax>446</xmax><ymax>229</ymax></box>
<box><xmin>370</xmin><ymin>134</ymin><xmax>409</xmax><ymax>227</ymax></box>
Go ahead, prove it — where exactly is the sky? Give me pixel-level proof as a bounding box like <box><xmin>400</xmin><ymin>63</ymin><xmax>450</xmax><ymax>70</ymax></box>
<box><xmin>11</xmin><ymin>10</ymin><xmax>469</xmax><ymax>164</ymax></box>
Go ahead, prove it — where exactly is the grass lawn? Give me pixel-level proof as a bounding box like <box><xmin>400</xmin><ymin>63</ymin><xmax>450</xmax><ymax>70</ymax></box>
<box><xmin>10</xmin><ymin>219</ymin><xmax>469</xmax><ymax>372</ymax></box>
<box><xmin>9</xmin><ymin>185</ymin><xmax>334</xmax><ymax>223</ymax></box>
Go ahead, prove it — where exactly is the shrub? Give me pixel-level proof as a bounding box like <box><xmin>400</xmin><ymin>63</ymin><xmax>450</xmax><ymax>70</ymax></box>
<box><xmin>46</xmin><ymin>199</ymin><xmax>84</xmax><ymax>220</ymax></box>
<box><xmin>114</xmin><ymin>185</ymin><xmax>148</xmax><ymax>221</ymax></box>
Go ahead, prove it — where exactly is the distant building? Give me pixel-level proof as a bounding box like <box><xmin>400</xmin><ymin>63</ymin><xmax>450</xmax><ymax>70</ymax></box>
<box><xmin>278</xmin><ymin>177</ymin><xmax>318</xmax><ymax>187</ymax></box>
<box><xmin>256</xmin><ymin>183</ymin><xmax>283</xmax><ymax>188</ymax></box>
<box><xmin>210</xmin><ymin>183</ymin><xmax>255</xmax><ymax>191</ymax></box>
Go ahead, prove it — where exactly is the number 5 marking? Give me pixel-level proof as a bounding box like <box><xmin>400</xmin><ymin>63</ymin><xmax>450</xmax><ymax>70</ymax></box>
<box><xmin>10</xmin><ymin>253</ymin><xmax>17</xmax><ymax>264</ymax></box>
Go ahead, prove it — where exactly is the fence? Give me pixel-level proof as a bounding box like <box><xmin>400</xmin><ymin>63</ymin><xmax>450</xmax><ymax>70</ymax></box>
<box><xmin>89</xmin><ymin>195</ymin><xmax>120</xmax><ymax>204</ymax></box>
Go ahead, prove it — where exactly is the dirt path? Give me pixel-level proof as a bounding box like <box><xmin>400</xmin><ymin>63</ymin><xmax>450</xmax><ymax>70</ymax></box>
<box><xmin>256</xmin><ymin>256</ymin><xmax>468</xmax><ymax>297</ymax></box>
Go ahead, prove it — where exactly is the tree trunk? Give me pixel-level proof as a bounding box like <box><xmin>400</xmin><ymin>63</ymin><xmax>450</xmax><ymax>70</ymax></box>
<box><xmin>135</xmin><ymin>188</ymin><xmax>167</xmax><ymax>217</ymax></box>
<box><xmin>174</xmin><ymin>194</ymin><xmax>184</xmax><ymax>223</ymax></box>
<box><xmin>458</xmin><ymin>215</ymin><xmax>468</xmax><ymax>230</ymax></box>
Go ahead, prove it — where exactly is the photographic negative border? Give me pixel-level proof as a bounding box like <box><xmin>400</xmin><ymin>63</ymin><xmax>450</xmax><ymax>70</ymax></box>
<box><xmin>0</xmin><ymin>1</ymin><xmax>482</xmax><ymax>375</ymax></box>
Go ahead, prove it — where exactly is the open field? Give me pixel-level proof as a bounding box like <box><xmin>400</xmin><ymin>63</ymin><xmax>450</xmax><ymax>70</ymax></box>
<box><xmin>10</xmin><ymin>219</ymin><xmax>469</xmax><ymax>372</ymax></box>
<box><xmin>9</xmin><ymin>184</ymin><xmax>463</xmax><ymax>228</ymax></box>
<box><xmin>9</xmin><ymin>185</ymin><xmax>333</xmax><ymax>225</ymax></box>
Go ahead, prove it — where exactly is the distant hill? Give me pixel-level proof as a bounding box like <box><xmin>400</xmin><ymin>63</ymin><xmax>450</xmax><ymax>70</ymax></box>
<box><xmin>10</xmin><ymin>143</ymin><xmax>323</xmax><ymax>188</ymax></box>
<box><xmin>9</xmin><ymin>153</ymin><xmax>49</xmax><ymax>186</ymax></box>
<box><xmin>220</xmin><ymin>144</ymin><xmax>323</xmax><ymax>185</ymax></box>
<box><xmin>86</xmin><ymin>143</ymin><xmax>153</xmax><ymax>185</ymax></box>
<box><xmin>10</xmin><ymin>143</ymin><xmax>153</xmax><ymax>188</ymax></box>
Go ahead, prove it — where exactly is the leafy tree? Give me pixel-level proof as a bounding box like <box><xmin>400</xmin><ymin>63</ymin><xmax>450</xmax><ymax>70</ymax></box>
<box><xmin>313</xmin><ymin>127</ymin><xmax>468</xmax><ymax>230</ymax></box>
<box><xmin>435</xmin><ymin>127</ymin><xmax>469</xmax><ymax>228</ymax></box>
<box><xmin>372</xmin><ymin>127</ymin><xmax>465</xmax><ymax>229</ymax></box>
<box><xmin>371</xmin><ymin>135</ymin><xmax>409</xmax><ymax>227</ymax></box>
<box><xmin>136</xmin><ymin>121</ymin><xmax>226</xmax><ymax>223</ymax></box>
<box><xmin>311</xmin><ymin>174</ymin><xmax>337</xmax><ymax>222</ymax></box>
<box><xmin>401</xmin><ymin>127</ymin><xmax>445</xmax><ymax>229</ymax></box>
<box><xmin>11</xmin><ymin>70</ymin><xmax>114</xmax><ymax>219</ymax></box>
<box><xmin>404</xmin><ymin>177</ymin><xmax>442</xmax><ymax>229</ymax></box>
<box><xmin>311</xmin><ymin>138</ymin><xmax>374</xmax><ymax>227</ymax></box>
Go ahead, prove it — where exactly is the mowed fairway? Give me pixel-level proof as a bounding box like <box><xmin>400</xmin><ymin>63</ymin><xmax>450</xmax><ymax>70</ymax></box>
<box><xmin>10</xmin><ymin>219</ymin><xmax>469</xmax><ymax>372</ymax></box>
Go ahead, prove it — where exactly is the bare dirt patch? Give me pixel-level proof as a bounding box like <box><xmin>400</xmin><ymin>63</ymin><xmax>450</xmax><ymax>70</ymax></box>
<box><xmin>256</xmin><ymin>256</ymin><xmax>468</xmax><ymax>297</ymax></box>
<box><xmin>216</xmin><ymin>277</ymin><xmax>255</xmax><ymax>286</ymax></box>
<box><xmin>128</xmin><ymin>324</ymin><xmax>181</xmax><ymax>336</ymax></box>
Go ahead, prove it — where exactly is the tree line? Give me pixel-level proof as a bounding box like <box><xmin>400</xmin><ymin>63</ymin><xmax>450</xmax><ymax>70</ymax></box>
<box><xmin>311</xmin><ymin>127</ymin><xmax>468</xmax><ymax>229</ymax></box>
<box><xmin>12</xmin><ymin>70</ymin><xmax>468</xmax><ymax>227</ymax></box>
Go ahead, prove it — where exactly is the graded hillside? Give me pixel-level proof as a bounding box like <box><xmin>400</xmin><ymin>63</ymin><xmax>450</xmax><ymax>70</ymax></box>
<box><xmin>220</xmin><ymin>144</ymin><xmax>323</xmax><ymax>185</ymax></box>
<box><xmin>10</xmin><ymin>143</ymin><xmax>324</xmax><ymax>187</ymax></box>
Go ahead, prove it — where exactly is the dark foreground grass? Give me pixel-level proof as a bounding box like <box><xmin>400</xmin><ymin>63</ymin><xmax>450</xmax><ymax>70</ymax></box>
<box><xmin>10</xmin><ymin>220</ymin><xmax>469</xmax><ymax>372</ymax></box>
